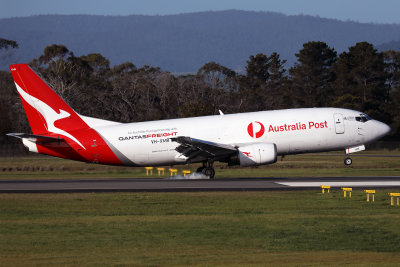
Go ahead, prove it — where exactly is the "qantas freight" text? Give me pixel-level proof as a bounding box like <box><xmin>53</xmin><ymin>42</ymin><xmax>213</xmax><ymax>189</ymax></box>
<box><xmin>119</xmin><ymin>131</ymin><xmax>178</xmax><ymax>141</ymax></box>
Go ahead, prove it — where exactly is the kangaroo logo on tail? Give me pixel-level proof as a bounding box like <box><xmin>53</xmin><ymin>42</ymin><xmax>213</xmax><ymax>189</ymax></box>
<box><xmin>15</xmin><ymin>83</ymin><xmax>86</xmax><ymax>150</ymax></box>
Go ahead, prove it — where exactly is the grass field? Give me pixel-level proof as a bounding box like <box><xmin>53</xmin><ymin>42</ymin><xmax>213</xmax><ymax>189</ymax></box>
<box><xmin>0</xmin><ymin>151</ymin><xmax>399</xmax><ymax>265</ymax></box>
<box><xmin>1</xmin><ymin>190</ymin><xmax>400</xmax><ymax>266</ymax></box>
<box><xmin>0</xmin><ymin>150</ymin><xmax>399</xmax><ymax>179</ymax></box>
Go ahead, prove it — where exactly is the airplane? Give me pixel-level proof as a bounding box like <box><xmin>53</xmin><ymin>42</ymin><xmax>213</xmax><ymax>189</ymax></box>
<box><xmin>7</xmin><ymin>64</ymin><xmax>391</xmax><ymax>178</ymax></box>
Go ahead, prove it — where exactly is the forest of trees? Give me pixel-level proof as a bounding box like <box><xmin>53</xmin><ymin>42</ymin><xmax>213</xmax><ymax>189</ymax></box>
<box><xmin>1</xmin><ymin>40</ymin><xmax>399</xmax><ymax>149</ymax></box>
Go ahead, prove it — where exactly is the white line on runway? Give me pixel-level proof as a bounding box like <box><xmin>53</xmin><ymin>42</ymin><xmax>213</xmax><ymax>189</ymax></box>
<box><xmin>277</xmin><ymin>181</ymin><xmax>400</xmax><ymax>187</ymax></box>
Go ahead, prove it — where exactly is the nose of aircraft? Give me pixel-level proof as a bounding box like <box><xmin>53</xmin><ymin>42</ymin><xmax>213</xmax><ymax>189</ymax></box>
<box><xmin>373</xmin><ymin>120</ymin><xmax>391</xmax><ymax>140</ymax></box>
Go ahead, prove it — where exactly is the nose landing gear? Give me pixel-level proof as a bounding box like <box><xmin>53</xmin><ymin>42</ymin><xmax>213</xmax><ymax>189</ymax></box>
<box><xmin>344</xmin><ymin>157</ymin><xmax>353</xmax><ymax>166</ymax></box>
<box><xmin>343</xmin><ymin>145</ymin><xmax>365</xmax><ymax>166</ymax></box>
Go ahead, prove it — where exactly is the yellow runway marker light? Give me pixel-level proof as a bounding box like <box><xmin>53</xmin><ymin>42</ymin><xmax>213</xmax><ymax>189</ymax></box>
<box><xmin>156</xmin><ymin>167</ymin><xmax>165</xmax><ymax>176</ymax></box>
<box><xmin>320</xmin><ymin>185</ymin><xmax>331</xmax><ymax>194</ymax></box>
<box><xmin>169</xmin><ymin>168</ymin><xmax>178</xmax><ymax>176</ymax></box>
<box><xmin>182</xmin><ymin>170</ymin><xmax>191</xmax><ymax>176</ymax></box>
<box><xmin>389</xmin><ymin>193</ymin><xmax>400</xmax><ymax>206</ymax></box>
<box><xmin>341</xmin><ymin>187</ymin><xmax>352</xmax><ymax>198</ymax></box>
<box><xmin>144</xmin><ymin>167</ymin><xmax>153</xmax><ymax>176</ymax></box>
<box><xmin>364</xmin><ymin>190</ymin><xmax>376</xmax><ymax>202</ymax></box>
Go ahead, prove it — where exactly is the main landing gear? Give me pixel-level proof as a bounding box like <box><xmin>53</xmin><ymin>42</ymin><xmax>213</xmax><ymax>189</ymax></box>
<box><xmin>197</xmin><ymin>161</ymin><xmax>215</xmax><ymax>178</ymax></box>
<box><xmin>344</xmin><ymin>157</ymin><xmax>352</xmax><ymax>166</ymax></box>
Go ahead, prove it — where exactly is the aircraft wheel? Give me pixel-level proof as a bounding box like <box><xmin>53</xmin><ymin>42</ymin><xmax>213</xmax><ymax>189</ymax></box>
<box><xmin>202</xmin><ymin>167</ymin><xmax>215</xmax><ymax>178</ymax></box>
<box><xmin>344</xmin><ymin>157</ymin><xmax>352</xmax><ymax>166</ymax></box>
<box><xmin>196</xmin><ymin>167</ymin><xmax>205</xmax><ymax>173</ymax></box>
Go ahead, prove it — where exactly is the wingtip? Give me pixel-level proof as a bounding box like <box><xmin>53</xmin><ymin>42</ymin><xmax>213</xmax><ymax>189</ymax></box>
<box><xmin>6</xmin><ymin>133</ymin><xmax>23</xmax><ymax>139</ymax></box>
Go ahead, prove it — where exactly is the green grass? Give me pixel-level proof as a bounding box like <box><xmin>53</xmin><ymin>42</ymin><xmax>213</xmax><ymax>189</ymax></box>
<box><xmin>1</xmin><ymin>191</ymin><xmax>400</xmax><ymax>266</ymax></box>
<box><xmin>1</xmin><ymin>150</ymin><xmax>399</xmax><ymax>179</ymax></box>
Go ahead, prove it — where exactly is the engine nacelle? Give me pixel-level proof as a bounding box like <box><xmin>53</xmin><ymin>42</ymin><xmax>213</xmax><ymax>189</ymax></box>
<box><xmin>236</xmin><ymin>143</ymin><xmax>277</xmax><ymax>167</ymax></box>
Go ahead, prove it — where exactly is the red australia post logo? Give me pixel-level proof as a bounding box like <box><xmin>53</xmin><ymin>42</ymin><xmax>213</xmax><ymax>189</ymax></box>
<box><xmin>247</xmin><ymin>121</ymin><xmax>265</xmax><ymax>138</ymax></box>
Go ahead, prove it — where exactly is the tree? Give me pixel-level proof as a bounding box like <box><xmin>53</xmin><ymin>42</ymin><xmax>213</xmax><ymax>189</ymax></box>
<box><xmin>176</xmin><ymin>74</ymin><xmax>215</xmax><ymax>118</ymax></box>
<box><xmin>81</xmin><ymin>53</ymin><xmax>110</xmax><ymax>77</ymax></box>
<box><xmin>111</xmin><ymin>62</ymin><xmax>136</xmax><ymax>75</ymax></box>
<box><xmin>383</xmin><ymin>50</ymin><xmax>400</xmax><ymax>93</ymax></box>
<box><xmin>0</xmin><ymin>38</ymin><xmax>19</xmax><ymax>66</ymax></box>
<box><xmin>0</xmin><ymin>38</ymin><xmax>18</xmax><ymax>50</ymax></box>
<box><xmin>383</xmin><ymin>50</ymin><xmax>400</xmax><ymax>139</ymax></box>
<box><xmin>242</xmin><ymin>53</ymin><xmax>287</xmax><ymax>111</ymax></box>
<box><xmin>263</xmin><ymin>52</ymin><xmax>287</xmax><ymax>109</ymax></box>
<box><xmin>197</xmin><ymin>62</ymin><xmax>238</xmax><ymax>113</ymax></box>
<box><xmin>334</xmin><ymin>42</ymin><xmax>389</xmax><ymax>121</ymax></box>
<box><xmin>289</xmin><ymin>41</ymin><xmax>337</xmax><ymax>107</ymax></box>
<box><xmin>0</xmin><ymin>71</ymin><xmax>14</xmax><ymax>135</ymax></box>
<box><xmin>197</xmin><ymin>62</ymin><xmax>236</xmax><ymax>91</ymax></box>
<box><xmin>0</xmin><ymin>39</ymin><xmax>23</xmax><ymax>134</ymax></box>
<box><xmin>38</xmin><ymin>44</ymin><xmax>71</xmax><ymax>64</ymax></box>
<box><xmin>246</xmin><ymin>53</ymin><xmax>271</xmax><ymax>85</ymax></box>
<box><xmin>31</xmin><ymin>45</ymin><xmax>85</xmax><ymax>106</ymax></box>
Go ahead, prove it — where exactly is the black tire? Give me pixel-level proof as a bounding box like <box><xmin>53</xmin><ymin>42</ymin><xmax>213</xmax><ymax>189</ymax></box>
<box><xmin>344</xmin><ymin>157</ymin><xmax>352</xmax><ymax>166</ymax></box>
<box><xmin>196</xmin><ymin>167</ymin><xmax>205</xmax><ymax>173</ymax></box>
<box><xmin>202</xmin><ymin>167</ymin><xmax>215</xmax><ymax>178</ymax></box>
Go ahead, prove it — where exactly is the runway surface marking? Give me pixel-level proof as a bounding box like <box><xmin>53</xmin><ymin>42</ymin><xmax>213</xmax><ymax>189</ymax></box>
<box><xmin>278</xmin><ymin>181</ymin><xmax>400</xmax><ymax>187</ymax></box>
<box><xmin>1</xmin><ymin>177</ymin><xmax>400</xmax><ymax>192</ymax></box>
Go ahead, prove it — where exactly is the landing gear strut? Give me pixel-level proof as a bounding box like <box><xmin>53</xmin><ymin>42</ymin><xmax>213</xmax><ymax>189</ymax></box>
<box><xmin>197</xmin><ymin>161</ymin><xmax>215</xmax><ymax>178</ymax></box>
<box><xmin>344</xmin><ymin>157</ymin><xmax>352</xmax><ymax>166</ymax></box>
<box><xmin>196</xmin><ymin>166</ymin><xmax>205</xmax><ymax>173</ymax></box>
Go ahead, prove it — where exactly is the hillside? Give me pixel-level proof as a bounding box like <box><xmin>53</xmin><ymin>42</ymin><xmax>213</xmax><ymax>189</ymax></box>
<box><xmin>377</xmin><ymin>40</ymin><xmax>400</xmax><ymax>51</ymax></box>
<box><xmin>1</xmin><ymin>10</ymin><xmax>400</xmax><ymax>72</ymax></box>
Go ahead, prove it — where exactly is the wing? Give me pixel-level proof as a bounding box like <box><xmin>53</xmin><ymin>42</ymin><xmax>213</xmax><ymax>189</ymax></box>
<box><xmin>171</xmin><ymin>136</ymin><xmax>237</xmax><ymax>162</ymax></box>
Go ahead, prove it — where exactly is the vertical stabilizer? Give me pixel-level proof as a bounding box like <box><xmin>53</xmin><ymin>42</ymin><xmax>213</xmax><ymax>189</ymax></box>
<box><xmin>10</xmin><ymin>64</ymin><xmax>88</xmax><ymax>148</ymax></box>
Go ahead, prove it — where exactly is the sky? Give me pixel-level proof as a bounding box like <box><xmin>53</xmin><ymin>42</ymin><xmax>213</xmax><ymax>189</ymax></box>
<box><xmin>1</xmin><ymin>0</ymin><xmax>400</xmax><ymax>24</ymax></box>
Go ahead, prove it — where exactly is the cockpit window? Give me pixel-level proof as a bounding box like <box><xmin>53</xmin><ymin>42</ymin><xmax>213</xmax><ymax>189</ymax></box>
<box><xmin>355</xmin><ymin>113</ymin><xmax>372</xmax><ymax>123</ymax></box>
<box><xmin>363</xmin><ymin>114</ymin><xmax>372</xmax><ymax>120</ymax></box>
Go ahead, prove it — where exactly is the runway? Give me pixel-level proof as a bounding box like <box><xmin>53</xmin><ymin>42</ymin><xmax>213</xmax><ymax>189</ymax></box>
<box><xmin>1</xmin><ymin>176</ymin><xmax>400</xmax><ymax>193</ymax></box>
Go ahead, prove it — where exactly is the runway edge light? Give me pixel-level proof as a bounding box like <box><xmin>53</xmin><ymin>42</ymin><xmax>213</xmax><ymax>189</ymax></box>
<box><xmin>320</xmin><ymin>185</ymin><xmax>331</xmax><ymax>194</ymax></box>
<box><xmin>388</xmin><ymin>193</ymin><xmax>400</xmax><ymax>206</ymax></box>
<box><xmin>341</xmin><ymin>187</ymin><xmax>352</xmax><ymax>198</ymax></box>
<box><xmin>364</xmin><ymin>190</ymin><xmax>376</xmax><ymax>202</ymax></box>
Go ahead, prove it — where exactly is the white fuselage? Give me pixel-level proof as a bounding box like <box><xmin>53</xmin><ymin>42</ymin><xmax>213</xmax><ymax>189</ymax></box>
<box><xmin>91</xmin><ymin>108</ymin><xmax>389</xmax><ymax>166</ymax></box>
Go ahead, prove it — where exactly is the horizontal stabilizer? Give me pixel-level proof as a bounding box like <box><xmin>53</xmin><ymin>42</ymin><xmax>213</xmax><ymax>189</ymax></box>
<box><xmin>7</xmin><ymin>133</ymin><xmax>66</xmax><ymax>144</ymax></box>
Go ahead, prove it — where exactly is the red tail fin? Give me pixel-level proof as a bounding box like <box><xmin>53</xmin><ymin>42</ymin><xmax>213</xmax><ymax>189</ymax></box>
<box><xmin>9</xmin><ymin>64</ymin><xmax>123</xmax><ymax>165</ymax></box>
<box><xmin>10</xmin><ymin>64</ymin><xmax>88</xmax><ymax>136</ymax></box>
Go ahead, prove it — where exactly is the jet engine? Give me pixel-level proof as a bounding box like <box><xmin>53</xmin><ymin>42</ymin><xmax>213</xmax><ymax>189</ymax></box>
<box><xmin>228</xmin><ymin>143</ymin><xmax>277</xmax><ymax>167</ymax></box>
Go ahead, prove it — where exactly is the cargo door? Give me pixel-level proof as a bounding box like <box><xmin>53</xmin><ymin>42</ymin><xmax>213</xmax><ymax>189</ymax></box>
<box><xmin>334</xmin><ymin>113</ymin><xmax>345</xmax><ymax>134</ymax></box>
